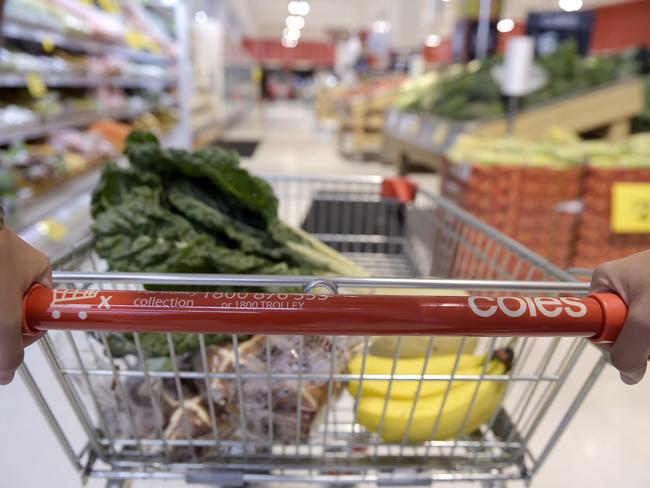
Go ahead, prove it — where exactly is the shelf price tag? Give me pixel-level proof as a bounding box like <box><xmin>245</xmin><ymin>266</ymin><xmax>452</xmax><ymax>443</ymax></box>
<box><xmin>611</xmin><ymin>182</ymin><xmax>650</xmax><ymax>233</ymax></box>
<box><xmin>41</xmin><ymin>36</ymin><xmax>55</xmax><ymax>54</ymax></box>
<box><xmin>36</xmin><ymin>219</ymin><xmax>67</xmax><ymax>241</ymax></box>
<box><xmin>98</xmin><ymin>0</ymin><xmax>120</xmax><ymax>14</ymax></box>
<box><xmin>125</xmin><ymin>30</ymin><xmax>147</xmax><ymax>51</ymax></box>
<box><xmin>25</xmin><ymin>73</ymin><xmax>47</xmax><ymax>99</ymax></box>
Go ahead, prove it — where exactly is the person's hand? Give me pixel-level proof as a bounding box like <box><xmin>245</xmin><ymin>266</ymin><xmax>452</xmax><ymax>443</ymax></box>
<box><xmin>0</xmin><ymin>226</ymin><xmax>51</xmax><ymax>384</ymax></box>
<box><xmin>590</xmin><ymin>250</ymin><xmax>650</xmax><ymax>385</ymax></box>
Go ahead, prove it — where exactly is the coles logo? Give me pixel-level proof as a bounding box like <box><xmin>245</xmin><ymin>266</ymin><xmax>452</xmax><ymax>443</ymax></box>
<box><xmin>468</xmin><ymin>296</ymin><xmax>587</xmax><ymax>319</ymax></box>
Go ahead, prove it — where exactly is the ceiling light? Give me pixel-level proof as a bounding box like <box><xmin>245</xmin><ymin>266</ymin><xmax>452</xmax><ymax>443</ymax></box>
<box><xmin>372</xmin><ymin>20</ymin><xmax>391</xmax><ymax>34</ymax></box>
<box><xmin>194</xmin><ymin>10</ymin><xmax>207</xmax><ymax>24</ymax></box>
<box><xmin>159</xmin><ymin>0</ymin><xmax>177</xmax><ymax>5</ymax></box>
<box><xmin>496</xmin><ymin>18</ymin><xmax>515</xmax><ymax>33</ymax></box>
<box><xmin>283</xmin><ymin>27</ymin><xmax>301</xmax><ymax>41</ymax></box>
<box><xmin>286</xmin><ymin>15</ymin><xmax>305</xmax><ymax>29</ymax></box>
<box><xmin>558</xmin><ymin>0</ymin><xmax>583</xmax><ymax>11</ymax></box>
<box><xmin>296</xmin><ymin>1</ymin><xmax>310</xmax><ymax>16</ymax></box>
<box><xmin>282</xmin><ymin>37</ymin><xmax>298</xmax><ymax>48</ymax></box>
<box><xmin>288</xmin><ymin>1</ymin><xmax>300</xmax><ymax>15</ymax></box>
<box><xmin>424</xmin><ymin>34</ymin><xmax>441</xmax><ymax>47</ymax></box>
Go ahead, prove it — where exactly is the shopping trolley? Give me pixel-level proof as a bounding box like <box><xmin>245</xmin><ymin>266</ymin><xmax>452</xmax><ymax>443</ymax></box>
<box><xmin>19</xmin><ymin>175</ymin><xmax>623</xmax><ymax>487</ymax></box>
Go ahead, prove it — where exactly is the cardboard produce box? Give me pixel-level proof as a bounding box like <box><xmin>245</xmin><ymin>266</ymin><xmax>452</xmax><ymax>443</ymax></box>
<box><xmin>573</xmin><ymin>167</ymin><xmax>650</xmax><ymax>269</ymax></box>
<box><xmin>440</xmin><ymin>158</ymin><xmax>582</xmax><ymax>269</ymax></box>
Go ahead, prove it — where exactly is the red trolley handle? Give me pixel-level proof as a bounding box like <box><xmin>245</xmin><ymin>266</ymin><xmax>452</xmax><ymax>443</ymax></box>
<box><xmin>21</xmin><ymin>285</ymin><xmax>627</xmax><ymax>343</ymax></box>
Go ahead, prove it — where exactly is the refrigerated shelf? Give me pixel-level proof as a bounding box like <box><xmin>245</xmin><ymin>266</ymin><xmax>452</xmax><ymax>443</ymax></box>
<box><xmin>0</xmin><ymin>73</ymin><xmax>175</xmax><ymax>90</ymax></box>
<box><xmin>3</xmin><ymin>21</ymin><xmax>172</xmax><ymax>65</ymax></box>
<box><xmin>0</xmin><ymin>103</ymin><xmax>155</xmax><ymax>145</ymax></box>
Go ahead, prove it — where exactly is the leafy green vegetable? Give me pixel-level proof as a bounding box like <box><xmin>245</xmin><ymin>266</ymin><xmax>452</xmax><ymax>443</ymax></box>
<box><xmin>123</xmin><ymin>131</ymin><xmax>277</xmax><ymax>224</ymax></box>
<box><xmin>633</xmin><ymin>75</ymin><xmax>650</xmax><ymax>133</ymax></box>
<box><xmin>100</xmin><ymin>332</ymin><xmax>248</xmax><ymax>359</ymax></box>
<box><xmin>91</xmin><ymin>131</ymin><xmax>369</xmax><ymax>357</ymax></box>
<box><xmin>401</xmin><ymin>41</ymin><xmax>641</xmax><ymax>121</ymax></box>
<box><xmin>167</xmin><ymin>179</ymin><xmax>296</xmax><ymax>262</ymax></box>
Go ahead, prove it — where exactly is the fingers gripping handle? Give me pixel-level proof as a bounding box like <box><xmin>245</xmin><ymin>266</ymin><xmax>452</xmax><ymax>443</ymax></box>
<box><xmin>22</xmin><ymin>285</ymin><xmax>627</xmax><ymax>342</ymax></box>
<box><xmin>22</xmin><ymin>284</ymin><xmax>47</xmax><ymax>337</ymax></box>
<box><xmin>588</xmin><ymin>292</ymin><xmax>627</xmax><ymax>343</ymax></box>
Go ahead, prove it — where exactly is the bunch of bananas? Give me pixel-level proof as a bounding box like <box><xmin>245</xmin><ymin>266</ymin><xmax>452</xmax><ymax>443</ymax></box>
<box><xmin>347</xmin><ymin>346</ymin><xmax>511</xmax><ymax>443</ymax></box>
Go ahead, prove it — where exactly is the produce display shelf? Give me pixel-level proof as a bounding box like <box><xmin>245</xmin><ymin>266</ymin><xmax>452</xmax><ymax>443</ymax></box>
<box><xmin>383</xmin><ymin>108</ymin><xmax>469</xmax><ymax>174</ymax></box>
<box><xmin>3</xmin><ymin>21</ymin><xmax>172</xmax><ymax>65</ymax></box>
<box><xmin>0</xmin><ymin>103</ymin><xmax>158</xmax><ymax>145</ymax></box>
<box><xmin>337</xmin><ymin>91</ymin><xmax>397</xmax><ymax>158</ymax></box>
<box><xmin>0</xmin><ymin>73</ymin><xmax>176</xmax><ymax>90</ymax></box>
<box><xmin>384</xmin><ymin>77</ymin><xmax>645</xmax><ymax>174</ymax></box>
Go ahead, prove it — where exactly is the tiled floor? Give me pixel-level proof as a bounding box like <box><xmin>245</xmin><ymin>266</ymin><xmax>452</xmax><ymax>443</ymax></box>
<box><xmin>2</xmin><ymin>102</ymin><xmax>649</xmax><ymax>488</ymax></box>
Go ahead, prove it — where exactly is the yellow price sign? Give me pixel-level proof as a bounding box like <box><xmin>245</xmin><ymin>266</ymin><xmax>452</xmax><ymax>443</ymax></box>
<box><xmin>25</xmin><ymin>73</ymin><xmax>48</xmax><ymax>99</ymax></box>
<box><xmin>41</xmin><ymin>36</ymin><xmax>55</xmax><ymax>53</ymax></box>
<box><xmin>611</xmin><ymin>182</ymin><xmax>650</xmax><ymax>233</ymax></box>
<box><xmin>36</xmin><ymin>219</ymin><xmax>68</xmax><ymax>241</ymax></box>
<box><xmin>98</xmin><ymin>0</ymin><xmax>120</xmax><ymax>14</ymax></box>
<box><xmin>124</xmin><ymin>30</ymin><xmax>147</xmax><ymax>51</ymax></box>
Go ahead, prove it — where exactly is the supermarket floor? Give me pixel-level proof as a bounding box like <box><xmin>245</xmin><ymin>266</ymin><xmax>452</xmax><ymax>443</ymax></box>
<box><xmin>2</xmin><ymin>102</ymin><xmax>650</xmax><ymax>488</ymax></box>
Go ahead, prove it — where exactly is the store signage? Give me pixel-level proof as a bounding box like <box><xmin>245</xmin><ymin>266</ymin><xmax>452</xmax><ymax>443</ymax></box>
<box><xmin>611</xmin><ymin>182</ymin><xmax>650</xmax><ymax>233</ymax></box>
<box><xmin>468</xmin><ymin>296</ymin><xmax>587</xmax><ymax>319</ymax></box>
<box><xmin>527</xmin><ymin>11</ymin><xmax>594</xmax><ymax>56</ymax></box>
<box><xmin>25</xmin><ymin>73</ymin><xmax>47</xmax><ymax>99</ymax></box>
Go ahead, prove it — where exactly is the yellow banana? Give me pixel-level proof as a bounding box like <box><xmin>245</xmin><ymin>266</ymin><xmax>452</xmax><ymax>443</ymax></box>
<box><xmin>355</xmin><ymin>359</ymin><xmax>506</xmax><ymax>443</ymax></box>
<box><xmin>347</xmin><ymin>353</ymin><xmax>486</xmax><ymax>399</ymax></box>
<box><xmin>365</xmin><ymin>288</ymin><xmax>477</xmax><ymax>360</ymax></box>
<box><xmin>369</xmin><ymin>336</ymin><xmax>479</xmax><ymax>358</ymax></box>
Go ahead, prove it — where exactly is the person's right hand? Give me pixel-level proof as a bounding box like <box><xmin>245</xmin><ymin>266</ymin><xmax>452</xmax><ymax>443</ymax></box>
<box><xmin>0</xmin><ymin>226</ymin><xmax>51</xmax><ymax>384</ymax></box>
<box><xmin>590</xmin><ymin>250</ymin><xmax>650</xmax><ymax>385</ymax></box>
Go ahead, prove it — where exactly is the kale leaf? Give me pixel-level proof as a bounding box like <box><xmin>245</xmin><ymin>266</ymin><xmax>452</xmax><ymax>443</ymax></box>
<box><xmin>91</xmin><ymin>131</ymin><xmax>362</xmax><ymax>358</ymax></box>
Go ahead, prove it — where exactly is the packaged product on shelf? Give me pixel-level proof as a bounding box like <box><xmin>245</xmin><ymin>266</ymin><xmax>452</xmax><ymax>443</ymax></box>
<box><xmin>0</xmin><ymin>48</ymin><xmax>72</xmax><ymax>75</ymax></box>
<box><xmin>49</xmin><ymin>129</ymin><xmax>117</xmax><ymax>160</ymax></box>
<box><xmin>0</xmin><ymin>143</ymin><xmax>67</xmax><ymax>186</ymax></box>
<box><xmin>122</xmin><ymin>2</ymin><xmax>179</xmax><ymax>58</ymax></box>
<box><xmin>6</xmin><ymin>0</ymin><xmax>178</xmax><ymax>55</ymax></box>
<box><xmin>88</xmin><ymin>118</ymin><xmax>132</xmax><ymax>151</ymax></box>
<box><xmin>0</xmin><ymin>129</ymin><xmax>118</xmax><ymax>220</ymax></box>
<box><xmin>0</xmin><ymin>105</ymin><xmax>38</xmax><ymax>128</ymax></box>
<box><xmin>50</xmin><ymin>0</ymin><xmax>124</xmax><ymax>43</ymax></box>
<box><xmin>4</xmin><ymin>0</ymin><xmax>71</xmax><ymax>34</ymax></box>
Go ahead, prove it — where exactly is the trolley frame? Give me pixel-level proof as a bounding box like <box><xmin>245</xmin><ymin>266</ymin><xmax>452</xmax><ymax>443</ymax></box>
<box><xmin>19</xmin><ymin>174</ymin><xmax>604</xmax><ymax>487</ymax></box>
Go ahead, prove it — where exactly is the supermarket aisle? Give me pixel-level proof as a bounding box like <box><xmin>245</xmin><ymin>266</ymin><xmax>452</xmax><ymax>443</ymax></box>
<box><xmin>1</xmin><ymin>102</ymin><xmax>649</xmax><ymax>488</ymax></box>
<box><xmin>241</xmin><ymin>101</ymin><xmax>393</xmax><ymax>175</ymax></box>
<box><xmin>238</xmin><ymin>101</ymin><xmax>439</xmax><ymax>190</ymax></box>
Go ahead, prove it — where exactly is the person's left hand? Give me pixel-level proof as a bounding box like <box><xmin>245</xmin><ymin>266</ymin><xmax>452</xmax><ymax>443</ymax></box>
<box><xmin>0</xmin><ymin>226</ymin><xmax>51</xmax><ymax>384</ymax></box>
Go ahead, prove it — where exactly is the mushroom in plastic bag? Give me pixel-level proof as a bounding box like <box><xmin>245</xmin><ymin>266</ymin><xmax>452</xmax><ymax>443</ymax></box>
<box><xmin>207</xmin><ymin>334</ymin><xmax>360</xmax><ymax>443</ymax></box>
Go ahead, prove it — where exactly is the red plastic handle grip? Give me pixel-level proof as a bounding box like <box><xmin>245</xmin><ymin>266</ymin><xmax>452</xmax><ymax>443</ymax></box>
<box><xmin>21</xmin><ymin>286</ymin><xmax>627</xmax><ymax>343</ymax></box>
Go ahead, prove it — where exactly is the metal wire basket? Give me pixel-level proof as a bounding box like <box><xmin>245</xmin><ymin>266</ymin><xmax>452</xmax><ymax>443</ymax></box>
<box><xmin>20</xmin><ymin>175</ymin><xmax>608</xmax><ymax>487</ymax></box>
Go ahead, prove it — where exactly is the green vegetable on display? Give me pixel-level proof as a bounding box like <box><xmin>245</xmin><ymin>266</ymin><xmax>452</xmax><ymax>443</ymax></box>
<box><xmin>400</xmin><ymin>41</ymin><xmax>640</xmax><ymax>121</ymax></box>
